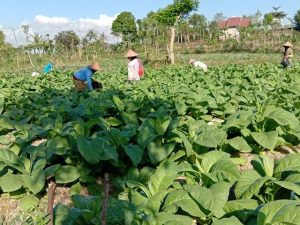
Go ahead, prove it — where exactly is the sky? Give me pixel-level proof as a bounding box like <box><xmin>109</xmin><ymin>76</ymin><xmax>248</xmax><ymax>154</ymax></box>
<box><xmin>0</xmin><ymin>0</ymin><xmax>297</xmax><ymax>45</ymax></box>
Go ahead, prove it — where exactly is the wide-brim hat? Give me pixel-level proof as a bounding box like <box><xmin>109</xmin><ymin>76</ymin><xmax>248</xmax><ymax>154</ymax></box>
<box><xmin>125</xmin><ymin>50</ymin><xmax>139</xmax><ymax>58</ymax></box>
<box><xmin>283</xmin><ymin>41</ymin><xmax>293</xmax><ymax>47</ymax></box>
<box><xmin>189</xmin><ymin>58</ymin><xmax>196</xmax><ymax>64</ymax></box>
<box><xmin>88</xmin><ymin>63</ymin><xmax>101</xmax><ymax>71</ymax></box>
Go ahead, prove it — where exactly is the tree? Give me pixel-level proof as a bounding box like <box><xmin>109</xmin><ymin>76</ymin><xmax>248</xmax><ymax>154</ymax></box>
<box><xmin>30</xmin><ymin>33</ymin><xmax>44</xmax><ymax>54</ymax></box>
<box><xmin>189</xmin><ymin>13</ymin><xmax>207</xmax><ymax>41</ymax></box>
<box><xmin>0</xmin><ymin>31</ymin><xmax>13</xmax><ymax>65</ymax></box>
<box><xmin>212</xmin><ymin>12</ymin><xmax>226</xmax><ymax>22</ymax></box>
<box><xmin>271</xmin><ymin>6</ymin><xmax>287</xmax><ymax>26</ymax></box>
<box><xmin>294</xmin><ymin>10</ymin><xmax>300</xmax><ymax>31</ymax></box>
<box><xmin>112</xmin><ymin>12</ymin><xmax>137</xmax><ymax>46</ymax></box>
<box><xmin>84</xmin><ymin>29</ymin><xmax>98</xmax><ymax>44</ymax></box>
<box><xmin>263</xmin><ymin>13</ymin><xmax>273</xmax><ymax>26</ymax></box>
<box><xmin>155</xmin><ymin>0</ymin><xmax>199</xmax><ymax>64</ymax></box>
<box><xmin>248</xmin><ymin>10</ymin><xmax>263</xmax><ymax>27</ymax></box>
<box><xmin>54</xmin><ymin>30</ymin><xmax>80</xmax><ymax>52</ymax></box>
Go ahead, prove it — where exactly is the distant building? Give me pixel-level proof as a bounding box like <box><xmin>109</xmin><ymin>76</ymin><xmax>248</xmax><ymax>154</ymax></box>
<box><xmin>218</xmin><ymin>17</ymin><xmax>251</xmax><ymax>40</ymax></box>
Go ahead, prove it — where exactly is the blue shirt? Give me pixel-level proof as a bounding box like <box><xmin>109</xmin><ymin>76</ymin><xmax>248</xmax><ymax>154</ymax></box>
<box><xmin>43</xmin><ymin>63</ymin><xmax>53</xmax><ymax>74</ymax></box>
<box><xmin>74</xmin><ymin>67</ymin><xmax>93</xmax><ymax>90</ymax></box>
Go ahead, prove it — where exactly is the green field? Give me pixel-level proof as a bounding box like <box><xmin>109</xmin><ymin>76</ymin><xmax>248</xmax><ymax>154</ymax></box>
<box><xmin>0</xmin><ymin>60</ymin><xmax>300</xmax><ymax>224</ymax></box>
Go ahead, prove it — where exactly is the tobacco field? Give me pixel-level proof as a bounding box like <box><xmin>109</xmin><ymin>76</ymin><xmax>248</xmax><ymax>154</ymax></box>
<box><xmin>0</xmin><ymin>63</ymin><xmax>300</xmax><ymax>225</ymax></box>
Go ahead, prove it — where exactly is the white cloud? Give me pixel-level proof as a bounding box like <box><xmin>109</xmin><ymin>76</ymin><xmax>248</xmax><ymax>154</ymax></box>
<box><xmin>34</xmin><ymin>15</ymin><xmax>70</xmax><ymax>25</ymax></box>
<box><xmin>1</xmin><ymin>14</ymin><xmax>120</xmax><ymax>46</ymax></box>
<box><xmin>78</xmin><ymin>14</ymin><xmax>118</xmax><ymax>27</ymax></box>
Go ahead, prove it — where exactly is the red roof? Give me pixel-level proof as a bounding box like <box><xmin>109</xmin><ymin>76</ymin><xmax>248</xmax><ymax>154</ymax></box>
<box><xmin>218</xmin><ymin>17</ymin><xmax>251</xmax><ymax>29</ymax></box>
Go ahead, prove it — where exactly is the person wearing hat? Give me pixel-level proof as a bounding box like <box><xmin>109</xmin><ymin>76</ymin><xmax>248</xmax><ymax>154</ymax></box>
<box><xmin>126</xmin><ymin>49</ymin><xmax>144</xmax><ymax>81</ymax></box>
<box><xmin>43</xmin><ymin>61</ymin><xmax>54</xmax><ymax>74</ymax></box>
<box><xmin>73</xmin><ymin>63</ymin><xmax>102</xmax><ymax>91</ymax></box>
<box><xmin>189</xmin><ymin>58</ymin><xmax>208</xmax><ymax>72</ymax></box>
<box><xmin>282</xmin><ymin>41</ymin><xmax>293</xmax><ymax>68</ymax></box>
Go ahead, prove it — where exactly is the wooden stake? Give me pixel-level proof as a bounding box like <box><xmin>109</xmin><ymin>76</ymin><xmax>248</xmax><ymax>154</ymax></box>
<box><xmin>101</xmin><ymin>173</ymin><xmax>109</xmax><ymax>225</ymax></box>
<box><xmin>47</xmin><ymin>181</ymin><xmax>57</xmax><ymax>225</ymax></box>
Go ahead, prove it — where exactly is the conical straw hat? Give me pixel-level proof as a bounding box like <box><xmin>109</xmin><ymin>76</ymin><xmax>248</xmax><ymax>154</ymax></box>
<box><xmin>125</xmin><ymin>49</ymin><xmax>139</xmax><ymax>57</ymax></box>
<box><xmin>189</xmin><ymin>58</ymin><xmax>196</xmax><ymax>64</ymax></box>
<box><xmin>283</xmin><ymin>41</ymin><xmax>293</xmax><ymax>47</ymax></box>
<box><xmin>89</xmin><ymin>63</ymin><xmax>101</xmax><ymax>71</ymax></box>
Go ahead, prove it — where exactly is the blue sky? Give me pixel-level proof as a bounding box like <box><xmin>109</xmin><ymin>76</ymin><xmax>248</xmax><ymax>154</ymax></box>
<box><xmin>0</xmin><ymin>0</ymin><xmax>297</xmax><ymax>45</ymax></box>
<box><xmin>0</xmin><ymin>0</ymin><xmax>297</xmax><ymax>26</ymax></box>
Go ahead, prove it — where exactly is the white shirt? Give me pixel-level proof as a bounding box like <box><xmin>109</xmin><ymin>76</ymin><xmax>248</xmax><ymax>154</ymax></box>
<box><xmin>193</xmin><ymin>61</ymin><xmax>208</xmax><ymax>72</ymax></box>
<box><xmin>128</xmin><ymin>58</ymin><xmax>140</xmax><ymax>81</ymax></box>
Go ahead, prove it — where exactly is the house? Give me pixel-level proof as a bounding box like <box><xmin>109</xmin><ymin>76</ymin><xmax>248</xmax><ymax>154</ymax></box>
<box><xmin>218</xmin><ymin>17</ymin><xmax>251</xmax><ymax>40</ymax></box>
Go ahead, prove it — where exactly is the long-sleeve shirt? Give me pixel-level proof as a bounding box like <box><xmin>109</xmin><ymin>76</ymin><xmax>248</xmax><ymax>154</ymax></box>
<box><xmin>43</xmin><ymin>63</ymin><xmax>53</xmax><ymax>74</ymax></box>
<box><xmin>128</xmin><ymin>59</ymin><xmax>140</xmax><ymax>81</ymax></box>
<box><xmin>74</xmin><ymin>67</ymin><xmax>93</xmax><ymax>90</ymax></box>
<box><xmin>193</xmin><ymin>61</ymin><xmax>208</xmax><ymax>72</ymax></box>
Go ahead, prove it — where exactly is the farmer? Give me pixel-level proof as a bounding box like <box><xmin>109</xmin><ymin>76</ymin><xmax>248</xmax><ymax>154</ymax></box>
<box><xmin>73</xmin><ymin>63</ymin><xmax>102</xmax><ymax>91</ymax></box>
<box><xmin>43</xmin><ymin>61</ymin><xmax>54</xmax><ymax>74</ymax></box>
<box><xmin>126</xmin><ymin>49</ymin><xmax>144</xmax><ymax>81</ymax></box>
<box><xmin>281</xmin><ymin>41</ymin><xmax>293</xmax><ymax>68</ymax></box>
<box><xmin>189</xmin><ymin>58</ymin><xmax>208</xmax><ymax>72</ymax></box>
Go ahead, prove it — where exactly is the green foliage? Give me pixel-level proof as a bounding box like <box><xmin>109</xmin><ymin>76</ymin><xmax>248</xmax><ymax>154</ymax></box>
<box><xmin>263</xmin><ymin>13</ymin><xmax>273</xmax><ymax>26</ymax></box>
<box><xmin>156</xmin><ymin>0</ymin><xmax>199</xmax><ymax>26</ymax></box>
<box><xmin>54</xmin><ymin>30</ymin><xmax>80</xmax><ymax>51</ymax></box>
<box><xmin>112</xmin><ymin>11</ymin><xmax>137</xmax><ymax>44</ymax></box>
<box><xmin>0</xmin><ymin>63</ymin><xmax>300</xmax><ymax>224</ymax></box>
<box><xmin>294</xmin><ymin>10</ymin><xmax>300</xmax><ymax>31</ymax></box>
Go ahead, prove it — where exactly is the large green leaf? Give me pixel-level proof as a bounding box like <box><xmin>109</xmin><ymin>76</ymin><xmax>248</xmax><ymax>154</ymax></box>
<box><xmin>157</xmin><ymin>212</ymin><xmax>194</xmax><ymax>225</ymax></box>
<box><xmin>210</xmin><ymin>182</ymin><xmax>231</xmax><ymax>218</ymax></box>
<box><xmin>163</xmin><ymin>189</ymin><xmax>206</xmax><ymax>217</ymax></box>
<box><xmin>20</xmin><ymin>195</ymin><xmax>39</xmax><ymax>212</ymax></box>
<box><xmin>251</xmin><ymin>131</ymin><xmax>278</xmax><ymax>150</ymax></box>
<box><xmin>224</xmin><ymin>199</ymin><xmax>259</xmax><ymax>221</ymax></box>
<box><xmin>251</xmin><ymin>155</ymin><xmax>274</xmax><ymax>177</ymax></box>
<box><xmin>212</xmin><ymin>216</ymin><xmax>243</xmax><ymax>225</ymax></box>
<box><xmin>148</xmin><ymin>142</ymin><xmax>176</xmax><ymax>164</ymax></box>
<box><xmin>257</xmin><ymin>200</ymin><xmax>300</xmax><ymax>225</ymax></box>
<box><xmin>235</xmin><ymin>170</ymin><xmax>272</xmax><ymax>199</ymax></box>
<box><xmin>187</xmin><ymin>186</ymin><xmax>214</xmax><ymax>215</ymax></box>
<box><xmin>121</xmin><ymin>112</ymin><xmax>138</xmax><ymax>125</ymax></box>
<box><xmin>274</xmin><ymin>181</ymin><xmax>300</xmax><ymax>195</ymax></box>
<box><xmin>137</xmin><ymin>125</ymin><xmax>157</xmax><ymax>148</ymax></box>
<box><xmin>149</xmin><ymin>116</ymin><xmax>171</xmax><ymax>136</ymax></box>
<box><xmin>195</xmin><ymin>128</ymin><xmax>227</xmax><ymax>148</ymax></box>
<box><xmin>148</xmin><ymin>160</ymin><xmax>178</xmax><ymax>195</ymax></box>
<box><xmin>110</xmin><ymin>128</ymin><xmax>130</xmax><ymax>146</ymax></box>
<box><xmin>0</xmin><ymin>148</ymin><xmax>19</xmax><ymax>165</ymax></box>
<box><xmin>228</xmin><ymin>136</ymin><xmax>252</xmax><ymax>152</ymax></box>
<box><xmin>53</xmin><ymin>204</ymin><xmax>83</xmax><ymax>225</ymax></box>
<box><xmin>274</xmin><ymin>154</ymin><xmax>300</xmax><ymax>177</ymax></box>
<box><xmin>172</xmin><ymin>130</ymin><xmax>193</xmax><ymax>157</ymax></box>
<box><xmin>0</xmin><ymin>116</ymin><xmax>14</xmax><ymax>131</ymax></box>
<box><xmin>77</xmin><ymin>137</ymin><xmax>118</xmax><ymax>164</ymax></box>
<box><xmin>123</xmin><ymin>144</ymin><xmax>144</xmax><ymax>167</ymax></box>
<box><xmin>46</xmin><ymin>135</ymin><xmax>70</xmax><ymax>155</ymax></box>
<box><xmin>201</xmin><ymin>150</ymin><xmax>230</xmax><ymax>173</ymax></box>
<box><xmin>146</xmin><ymin>190</ymin><xmax>169</xmax><ymax>213</ymax></box>
<box><xmin>267</xmin><ymin>108</ymin><xmax>299</xmax><ymax>130</ymax></box>
<box><xmin>55</xmin><ymin>165</ymin><xmax>81</xmax><ymax>184</ymax></box>
<box><xmin>224</xmin><ymin>111</ymin><xmax>253</xmax><ymax>128</ymax></box>
<box><xmin>23</xmin><ymin>169</ymin><xmax>46</xmax><ymax>194</ymax></box>
<box><xmin>208</xmin><ymin>159</ymin><xmax>240</xmax><ymax>184</ymax></box>
<box><xmin>112</xmin><ymin>95</ymin><xmax>125</xmax><ymax>112</ymax></box>
<box><xmin>175</xmin><ymin>101</ymin><xmax>187</xmax><ymax>116</ymax></box>
<box><xmin>0</xmin><ymin>173</ymin><xmax>23</xmax><ymax>192</ymax></box>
